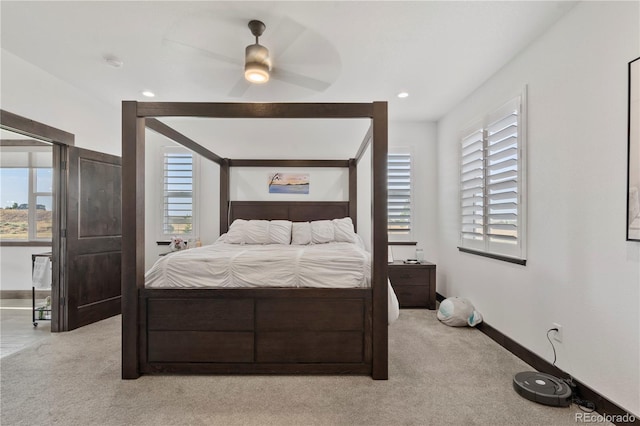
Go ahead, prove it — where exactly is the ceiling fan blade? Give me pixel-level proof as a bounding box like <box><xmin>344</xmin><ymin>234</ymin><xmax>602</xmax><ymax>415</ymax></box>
<box><xmin>268</xmin><ymin>16</ymin><xmax>306</xmax><ymax>60</ymax></box>
<box><xmin>163</xmin><ymin>38</ymin><xmax>242</xmax><ymax>66</ymax></box>
<box><xmin>271</xmin><ymin>68</ymin><xmax>331</xmax><ymax>92</ymax></box>
<box><xmin>228</xmin><ymin>77</ymin><xmax>251</xmax><ymax>98</ymax></box>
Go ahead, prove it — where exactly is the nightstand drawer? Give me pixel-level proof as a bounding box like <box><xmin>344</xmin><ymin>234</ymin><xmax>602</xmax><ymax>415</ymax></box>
<box><xmin>388</xmin><ymin>268</ymin><xmax>428</xmax><ymax>286</ymax></box>
<box><xmin>393</xmin><ymin>284</ymin><xmax>429</xmax><ymax>308</ymax></box>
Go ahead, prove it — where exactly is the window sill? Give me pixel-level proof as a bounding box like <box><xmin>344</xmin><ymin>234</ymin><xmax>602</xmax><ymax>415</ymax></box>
<box><xmin>457</xmin><ymin>247</ymin><xmax>526</xmax><ymax>266</ymax></box>
<box><xmin>0</xmin><ymin>241</ymin><xmax>52</xmax><ymax>247</ymax></box>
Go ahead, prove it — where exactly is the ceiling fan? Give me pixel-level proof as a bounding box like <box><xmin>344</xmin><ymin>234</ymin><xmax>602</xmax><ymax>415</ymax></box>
<box><xmin>244</xmin><ymin>20</ymin><xmax>271</xmax><ymax>84</ymax></box>
<box><xmin>163</xmin><ymin>17</ymin><xmax>334</xmax><ymax>98</ymax></box>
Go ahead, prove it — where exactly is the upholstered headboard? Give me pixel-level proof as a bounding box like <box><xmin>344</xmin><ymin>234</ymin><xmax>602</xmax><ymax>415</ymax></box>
<box><xmin>227</xmin><ymin>201</ymin><xmax>353</xmax><ymax>232</ymax></box>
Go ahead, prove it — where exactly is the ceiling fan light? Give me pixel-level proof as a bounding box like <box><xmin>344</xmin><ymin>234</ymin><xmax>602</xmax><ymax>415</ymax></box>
<box><xmin>245</xmin><ymin>61</ymin><xmax>270</xmax><ymax>83</ymax></box>
<box><xmin>245</xmin><ymin>43</ymin><xmax>270</xmax><ymax>84</ymax></box>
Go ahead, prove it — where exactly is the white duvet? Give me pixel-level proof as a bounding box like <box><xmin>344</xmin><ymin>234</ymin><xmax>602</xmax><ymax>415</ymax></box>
<box><xmin>146</xmin><ymin>241</ymin><xmax>372</xmax><ymax>289</ymax></box>
<box><xmin>145</xmin><ymin>240</ymin><xmax>400</xmax><ymax>324</ymax></box>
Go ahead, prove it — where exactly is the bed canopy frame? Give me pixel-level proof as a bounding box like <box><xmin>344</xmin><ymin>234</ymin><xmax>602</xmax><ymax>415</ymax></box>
<box><xmin>122</xmin><ymin>101</ymin><xmax>388</xmax><ymax>379</ymax></box>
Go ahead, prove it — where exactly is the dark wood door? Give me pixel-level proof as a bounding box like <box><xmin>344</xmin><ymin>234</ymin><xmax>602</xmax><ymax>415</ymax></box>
<box><xmin>63</xmin><ymin>147</ymin><xmax>121</xmax><ymax>331</ymax></box>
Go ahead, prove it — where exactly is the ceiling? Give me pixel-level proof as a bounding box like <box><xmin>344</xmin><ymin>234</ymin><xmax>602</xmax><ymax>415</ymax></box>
<box><xmin>1</xmin><ymin>1</ymin><xmax>576</xmax><ymax>124</ymax></box>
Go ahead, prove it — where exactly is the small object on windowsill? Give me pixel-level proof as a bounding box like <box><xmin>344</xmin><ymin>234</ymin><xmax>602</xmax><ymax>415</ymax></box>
<box><xmin>403</xmin><ymin>259</ymin><xmax>420</xmax><ymax>264</ymax></box>
<box><xmin>169</xmin><ymin>236</ymin><xmax>188</xmax><ymax>251</ymax></box>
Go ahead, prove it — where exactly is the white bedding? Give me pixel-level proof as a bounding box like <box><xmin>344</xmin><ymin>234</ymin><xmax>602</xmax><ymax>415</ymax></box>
<box><xmin>145</xmin><ymin>240</ymin><xmax>400</xmax><ymax>324</ymax></box>
<box><xmin>146</xmin><ymin>241</ymin><xmax>371</xmax><ymax>289</ymax></box>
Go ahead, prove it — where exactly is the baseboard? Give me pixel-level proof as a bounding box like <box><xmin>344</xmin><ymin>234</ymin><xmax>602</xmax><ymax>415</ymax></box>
<box><xmin>1</xmin><ymin>289</ymin><xmax>51</xmax><ymax>299</ymax></box>
<box><xmin>435</xmin><ymin>292</ymin><xmax>638</xmax><ymax>425</ymax></box>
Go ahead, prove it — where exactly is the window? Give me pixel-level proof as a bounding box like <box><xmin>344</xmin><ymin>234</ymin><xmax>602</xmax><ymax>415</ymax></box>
<box><xmin>459</xmin><ymin>94</ymin><xmax>527</xmax><ymax>263</ymax></box>
<box><xmin>388</xmin><ymin>150</ymin><xmax>412</xmax><ymax>239</ymax></box>
<box><xmin>161</xmin><ymin>147</ymin><xmax>197</xmax><ymax>238</ymax></box>
<box><xmin>0</xmin><ymin>145</ymin><xmax>53</xmax><ymax>241</ymax></box>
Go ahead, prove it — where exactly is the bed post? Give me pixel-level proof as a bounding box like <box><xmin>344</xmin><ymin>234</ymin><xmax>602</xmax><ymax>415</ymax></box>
<box><xmin>220</xmin><ymin>159</ymin><xmax>230</xmax><ymax>235</ymax></box>
<box><xmin>371</xmin><ymin>101</ymin><xmax>388</xmax><ymax>380</ymax></box>
<box><xmin>121</xmin><ymin>101</ymin><xmax>145</xmax><ymax>379</ymax></box>
<box><xmin>349</xmin><ymin>158</ymin><xmax>357</xmax><ymax>231</ymax></box>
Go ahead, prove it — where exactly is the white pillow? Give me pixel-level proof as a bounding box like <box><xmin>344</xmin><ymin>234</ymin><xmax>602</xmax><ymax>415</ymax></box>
<box><xmin>225</xmin><ymin>219</ymin><xmax>247</xmax><ymax>244</ymax></box>
<box><xmin>311</xmin><ymin>220</ymin><xmax>335</xmax><ymax>244</ymax></box>
<box><xmin>244</xmin><ymin>220</ymin><xmax>269</xmax><ymax>244</ymax></box>
<box><xmin>332</xmin><ymin>217</ymin><xmax>357</xmax><ymax>243</ymax></box>
<box><xmin>291</xmin><ymin>222</ymin><xmax>311</xmax><ymax>245</ymax></box>
<box><xmin>268</xmin><ymin>220</ymin><xmax>292</xmax><ymax>245</ymax></box>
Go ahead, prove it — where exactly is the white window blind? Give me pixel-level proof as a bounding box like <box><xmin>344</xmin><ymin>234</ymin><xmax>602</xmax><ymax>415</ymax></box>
<box><xmin>162</xmin><ymin>149</ymin><xmax>195</xmax><ymax>236</ymax></box>
<box><xmin>388</xmin><ymin>152</ymin><xmax>412</xmax><ymax>237</ymax></box>
<box><xmin>460</xmin><ymin>128</ymin><xmax>485</xmax><ymax>245</ymax></box>
<box><xmin>459</xmin><ymin>94</ymin><xmax>526</xmax><ymax>262</ymax></box>
<box><xmin>486</xmin><ymin>106</ymin><xmax>519</xmax><ymax>248</ymax></box>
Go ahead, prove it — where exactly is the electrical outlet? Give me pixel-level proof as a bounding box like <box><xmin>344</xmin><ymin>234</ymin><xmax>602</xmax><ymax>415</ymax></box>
<box><xmin>552</xmin><ymin>323</ymin><xmax>563</xmax><ymax>343</ymax></box>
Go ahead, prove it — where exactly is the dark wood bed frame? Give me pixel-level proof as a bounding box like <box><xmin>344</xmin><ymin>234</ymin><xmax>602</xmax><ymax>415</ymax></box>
<box><xmin>122</xmin><ymin>102</ymin><xmax>388</xmax><ymax>379</ymax></box>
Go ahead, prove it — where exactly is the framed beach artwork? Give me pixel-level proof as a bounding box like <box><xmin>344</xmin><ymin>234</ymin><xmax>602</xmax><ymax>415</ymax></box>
<box><xmin>627</xmin><ymin>56</ymin><xmax>640</xmax><ymax>241</ymax></box>
<box><xmin>268</xmin><ymin>173</ymin><xmax>310</xmax><ymax>194</ymax></box>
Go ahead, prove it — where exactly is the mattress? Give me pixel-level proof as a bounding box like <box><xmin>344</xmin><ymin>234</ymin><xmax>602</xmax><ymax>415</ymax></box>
<box><xmin>145</xmin><ymin>241</ymin><xmax>371</xmax><ymax>289</ymax></box>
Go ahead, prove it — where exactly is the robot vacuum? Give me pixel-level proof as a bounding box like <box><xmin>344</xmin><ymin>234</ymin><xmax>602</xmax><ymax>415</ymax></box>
<box><xmin>513</xmin><ymin>371</ymin><xmax>572</xmax><ymax>407</ymax></box>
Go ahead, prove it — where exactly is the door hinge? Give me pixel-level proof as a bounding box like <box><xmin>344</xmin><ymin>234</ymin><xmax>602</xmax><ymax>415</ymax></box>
<box><xmin>61</xmin><ymin>229</ymin><xmax>67</xmax><ymax>238</ymax></box>
<box><xmin>61</xmin><ymin>161</ymin><xmax>67</xmax><ymax>170</ymax></box>
<box><xmin>60</xmin><ymin>297</ymin><xmax>65</xmax><ymax>306</ymax></box>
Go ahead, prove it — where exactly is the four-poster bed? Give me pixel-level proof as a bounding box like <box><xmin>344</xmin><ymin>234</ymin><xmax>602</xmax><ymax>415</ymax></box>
<box><xmin>122</xmin><ymin>101</ymin><xmax>388</xmax><ymax>379</ymax></box>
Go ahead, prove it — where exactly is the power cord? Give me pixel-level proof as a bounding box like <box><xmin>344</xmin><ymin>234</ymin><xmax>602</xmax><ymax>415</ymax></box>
<box><xmin>546</xmin><ymin>327</ymin><xmax>558</xmax><ymax>366</ymax></box>
<box><xmin>546</xmin><ymin>327</ymin><xmax>595</xmax><ymax>412</ymax></box>
<box><xmin>547</xmin><ymin>328</ymin><xmax>558</xmax><ymax>367</ymax></box>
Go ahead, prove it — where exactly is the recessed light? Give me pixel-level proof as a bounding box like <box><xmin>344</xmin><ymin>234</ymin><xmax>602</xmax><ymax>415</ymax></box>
<box><xmin>397</xmin><ymin>92</ymin><xmax>409</xmax><ymax>99</ymax></box>
<box><xmin>141</xmin><ymin>91</ymin><xmax>155</xmax><ymax>98</ymax></box>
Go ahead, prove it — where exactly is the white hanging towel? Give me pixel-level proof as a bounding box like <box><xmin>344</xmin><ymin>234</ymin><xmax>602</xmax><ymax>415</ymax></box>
<box><xmin>32</xmin><ymin>256</ymin><xmax>52</xmax><ymax>289</ymax></box>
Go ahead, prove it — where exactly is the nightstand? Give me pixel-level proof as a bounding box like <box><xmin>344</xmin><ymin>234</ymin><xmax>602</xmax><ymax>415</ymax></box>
<box><xmin>388</xmin><ymin>261</ymin><xmax>436</xmax><ymax>309</ymax></box>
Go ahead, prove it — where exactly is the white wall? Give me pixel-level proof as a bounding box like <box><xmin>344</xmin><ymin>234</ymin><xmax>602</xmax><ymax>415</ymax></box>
<box><xmin>436</xmin><ymin>1</ymin><xmax>639</xmax><ymax>415</ymax></box>
<box><xmin>389</xmin><ymin>121</ymin><xmax>438</xmax><ymax>261</ymax></box>
<box><xmin>230</xmin><ymin>168</ymin><xmax>348</xmax><ymax>201</ymax></box>
<box><xmin>0</xmin><ymin>49</ymin><xmax>120</xmax><ymax>155</ymax></box>
<box><xmin>0</xmin><ymin>246</ymin><xmax>49</xmax><ymax>291</ymax></box>
<box><xmin>1</xmin><ymin>49</ymin><xmax>121</xmax><ymax>291</ymax></box>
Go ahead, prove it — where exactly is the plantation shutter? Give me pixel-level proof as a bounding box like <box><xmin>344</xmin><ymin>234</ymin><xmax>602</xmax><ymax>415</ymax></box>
<box><xmin>163</xmin><ymin>150</ymin><xmax>194</xmax><ymax>236</ymax></box>
<box><xmin>486</xmin><ymin>101</ymin><xmax>520</xmax><ymax>253</ymax></box>
<box><xmin>458</xmin><ymin>93</ymin><xmax>526</xmax><ymax>262</ymax></box>
<box><xmin>388</xmin><ymin>152</ymin><xmax>412</xmax><ymax>236</ymax></box>
<box><xmin>460</xmin><ymin>126</ymin><xmax>485</xmax><ymax>249</ymax></box>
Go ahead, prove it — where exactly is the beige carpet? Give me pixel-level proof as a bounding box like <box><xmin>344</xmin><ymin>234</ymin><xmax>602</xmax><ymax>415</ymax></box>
<box><xmin>1</xmin><ymin>310</ymin><xmax>598</xmax><ymax>425</ymax></box>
